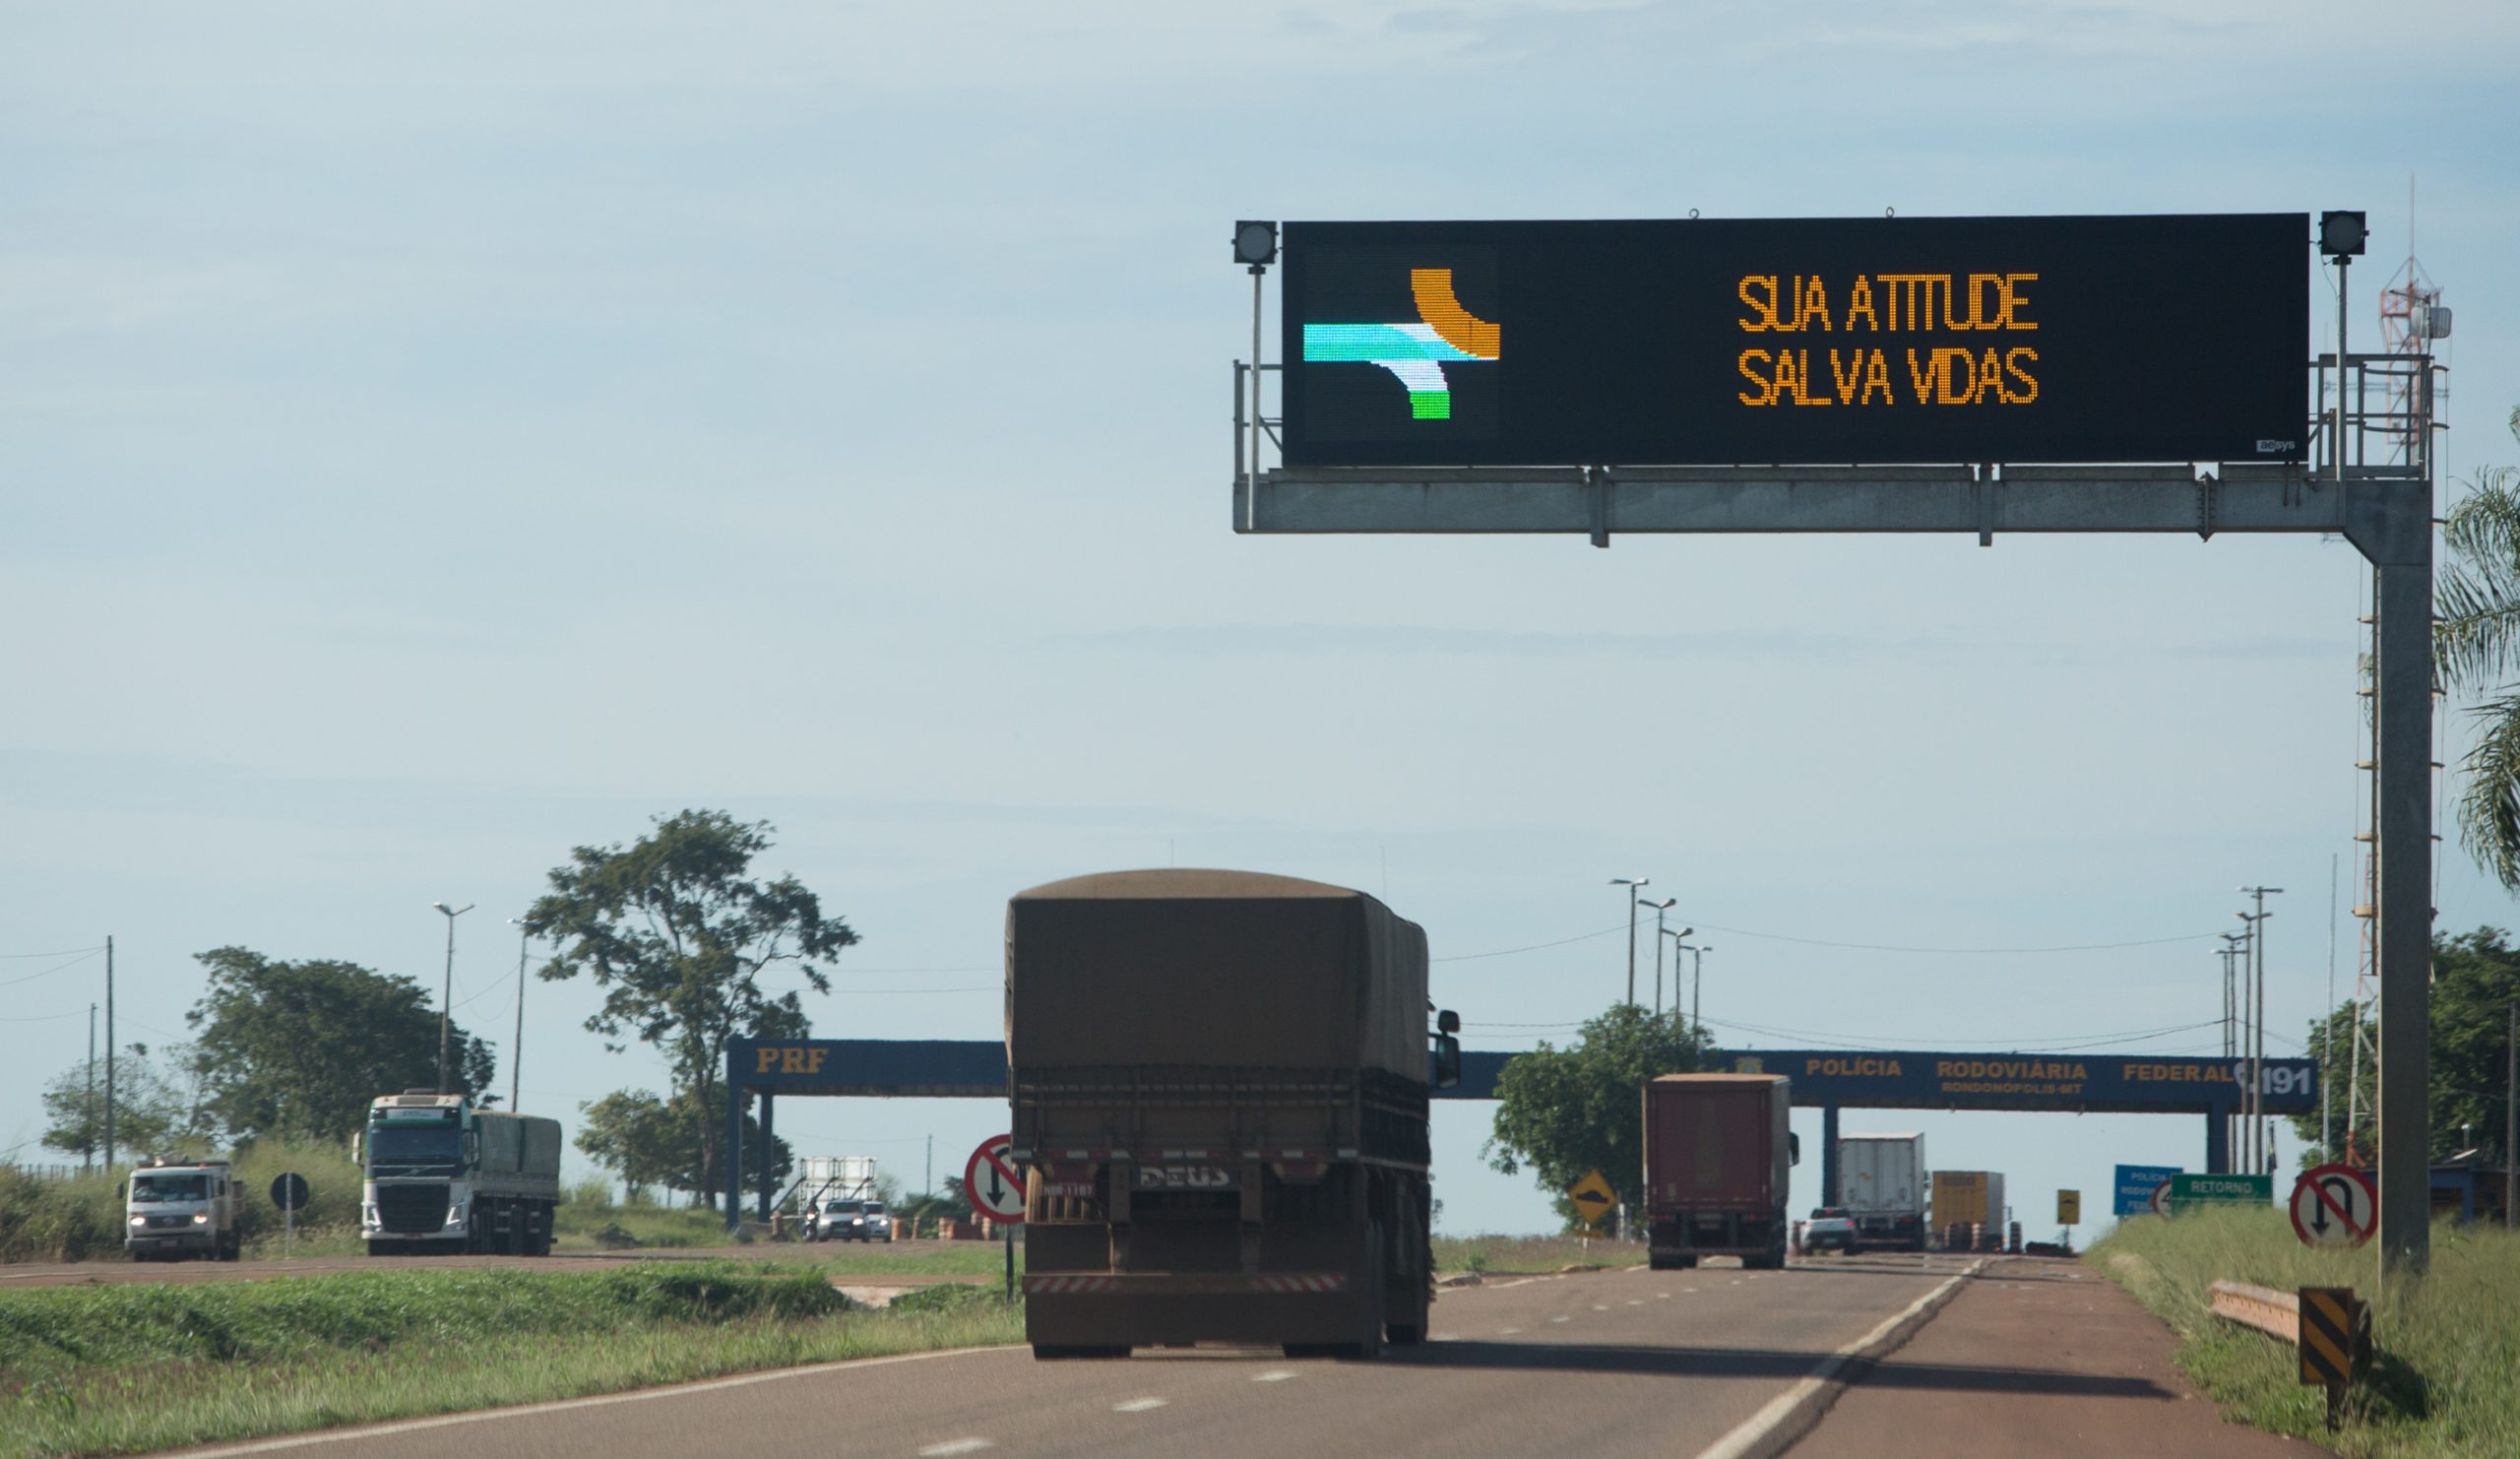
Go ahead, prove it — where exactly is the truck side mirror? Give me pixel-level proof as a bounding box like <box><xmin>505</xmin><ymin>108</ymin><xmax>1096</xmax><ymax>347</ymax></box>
<box><xmin>350</xmin><ymin>1132</ymin><xmax>361</xmax><ymax>1164</ymax></box>
<box><xmin>1790</xmin><ymin>1133</ymin><xmax>1802</xmax><ymax>1166</ymax></box>
<box><xmin>116</xmin><ymin>1181</ymin><xmax>126</xmax><ymax>1201</ymax></box>
<box><xmin>1436</xmin><ymin>1008</ymin><xmax>1461</xmax><ymax>1035</ymax></box>
<box><xmin>1430</xmin><ymin>1033</ymin><xmax>1462</xmax><ymax>1091</ymax></box>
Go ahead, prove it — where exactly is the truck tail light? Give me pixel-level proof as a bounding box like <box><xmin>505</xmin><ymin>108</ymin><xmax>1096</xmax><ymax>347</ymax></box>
<box><xmin>1270</xmin><ymin>1161</ymin><xmax>1327</xmax><ymax>1184</ymax></box>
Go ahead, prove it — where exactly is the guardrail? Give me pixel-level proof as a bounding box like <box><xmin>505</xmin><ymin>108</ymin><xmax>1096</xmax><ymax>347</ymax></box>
<box><xmin>2208</xmin><ymin>1279</ymin><xmax>2369</xmax><ymax>1428</ymax></box>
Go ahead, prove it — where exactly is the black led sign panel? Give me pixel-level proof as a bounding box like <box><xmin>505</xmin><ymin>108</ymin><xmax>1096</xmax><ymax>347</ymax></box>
<box><xmin>1281</xmin><ymin>215</ymin><xmax>2308</xmax><ymax>469</ymax></box>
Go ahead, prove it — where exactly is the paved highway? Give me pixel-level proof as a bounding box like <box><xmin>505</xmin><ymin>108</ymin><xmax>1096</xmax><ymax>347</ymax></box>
<box><xmin>174</xmin><ymin>1253</ymin><xmax>1968</xmax><ymax>1459</ymax></box>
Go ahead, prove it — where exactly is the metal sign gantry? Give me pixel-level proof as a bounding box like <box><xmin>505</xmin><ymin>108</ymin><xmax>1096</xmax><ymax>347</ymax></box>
<box><xmin>1232</xmin><ymin>223</ymin><xmax>2437</xmax><ymax>1269</ymax></box>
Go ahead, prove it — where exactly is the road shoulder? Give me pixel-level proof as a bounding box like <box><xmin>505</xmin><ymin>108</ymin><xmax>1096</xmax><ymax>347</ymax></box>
<box><xmin>1785</xmin><ymin>1256</ymin><xmax>2328</xmax><ymax>1458</ymax></box>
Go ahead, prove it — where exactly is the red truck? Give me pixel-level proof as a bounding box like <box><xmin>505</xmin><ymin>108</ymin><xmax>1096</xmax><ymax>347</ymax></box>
<box><xmin>1008</xmin><ymin>868</ymin><xmax>1461</xmax><ymax>1360</ymax></box>
<box><xmin>1642</xmin><ymin>1073</ymin><xmax>1798</xmax><ymax>1270</ymax></box>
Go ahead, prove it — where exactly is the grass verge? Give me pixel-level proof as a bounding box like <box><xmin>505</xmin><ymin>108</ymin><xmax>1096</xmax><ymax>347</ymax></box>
<box><xmin>2091</xmin><ymin>1206</ymin><xmax>2520</xmax><ymax>1458</ymax></box>
<box><xmin>0</xmin><ymin>1260</ymin><xmax>1022</xmax><ymax>1458</ymax></box>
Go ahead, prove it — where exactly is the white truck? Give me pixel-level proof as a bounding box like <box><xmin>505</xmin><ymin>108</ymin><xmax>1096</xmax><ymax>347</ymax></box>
<box><xmin>124</xmin><ymin>1157</ymin><xmax>244</xmax><ymax>1261</ymax></box>
<box><xmin>357</xmin><ymin>1092</ymin><xmax>562</xmax><ymax>1255</ymax></box>
<box><xmin>1837</xmin><ymin>1131</ymin><xmax>1927</xmax><ymax>1252</ymax></box>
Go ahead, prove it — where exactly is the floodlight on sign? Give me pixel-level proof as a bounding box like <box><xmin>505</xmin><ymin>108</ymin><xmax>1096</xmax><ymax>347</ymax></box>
<box><xmin>1233</xmin><ymin>220</ymin><xmax>1278</xmax><ymax>268</ymax></box>
<box><xmin>2318</xmin><ymin>210</ymin><xmax>2366</xmax><ymax>259</ymax></box>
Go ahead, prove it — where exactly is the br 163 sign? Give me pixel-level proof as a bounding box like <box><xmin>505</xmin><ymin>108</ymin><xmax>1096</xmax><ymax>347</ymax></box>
<box><xmin>1281</xmin><ymin>214</ymin><xmax>2308</xmax><ymax>470</ymax></box>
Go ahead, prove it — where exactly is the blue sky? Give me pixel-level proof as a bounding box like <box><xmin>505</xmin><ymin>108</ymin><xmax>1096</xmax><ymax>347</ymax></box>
<box><xmin>5</xmin><ymin>1</ymin><xmax>2518</xmax><ymax>1234</ymax></box>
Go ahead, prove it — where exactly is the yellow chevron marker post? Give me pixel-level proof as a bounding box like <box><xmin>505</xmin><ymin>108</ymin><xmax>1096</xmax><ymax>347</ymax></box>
<box><xmin>2297</xmin><ymin>1286</ymin><xmax>2368</xmax><ymax>1430</ymax></box>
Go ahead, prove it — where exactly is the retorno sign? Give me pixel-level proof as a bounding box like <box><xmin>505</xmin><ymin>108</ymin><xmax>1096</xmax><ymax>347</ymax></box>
<box><xmin>1281</xmin><ymin>215</ymin><xmax>2308</xmax><ymax>469</ymax></box>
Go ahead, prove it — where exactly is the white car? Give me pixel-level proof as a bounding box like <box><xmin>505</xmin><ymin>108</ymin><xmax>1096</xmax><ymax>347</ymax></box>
<box><xmin>811</xmin><ymin>1198</ymin><xmax>892</xmax><ymax>1241</ymax></box>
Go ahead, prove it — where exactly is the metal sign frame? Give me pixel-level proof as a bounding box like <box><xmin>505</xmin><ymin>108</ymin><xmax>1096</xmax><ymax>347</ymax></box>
<box><xmin>1232</xmin><ymin>225</ymin><xmax>2436</xmax><ymax>1272</ymax></box>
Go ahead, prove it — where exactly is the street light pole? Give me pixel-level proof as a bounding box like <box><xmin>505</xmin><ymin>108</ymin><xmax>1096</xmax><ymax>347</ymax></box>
<box><xmin>1640</xmin><ymin>898</ymin><xmax>1676</xmax><ymax>1016</ymax></box>
<box><xmin>2221</xmin><ymin>929</ymin><xmax>2248</xmax><ymax>1167</ymax></box>
<box><xmin>432</xmin><ymin>902</ymin><xmax>474</xmax><ymax>1094</ymax></box>
<box><xmin>1609</xmin><ymin>877</ymin><xmax>1650</xmax><ymax>1007</ymax></box>
<box><xmin>1692</xmin><ymin>944</ymin><xmax>1713</xmax><ymax>1032</ymax></box>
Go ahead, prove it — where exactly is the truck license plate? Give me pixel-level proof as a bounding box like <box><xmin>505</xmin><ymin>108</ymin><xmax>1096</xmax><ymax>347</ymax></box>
<box><xmin>1135</xmin><ymin>1165</ymin><xmax>1234</xmax><ymax>1190</ymax></box>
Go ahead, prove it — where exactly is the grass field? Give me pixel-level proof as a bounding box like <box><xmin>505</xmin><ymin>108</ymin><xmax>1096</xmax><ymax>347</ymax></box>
<box><xmin>0</xmin><ymin>1260</ymin><xmax>1022</xmax><ymax>1459</ymax></box>
<box><xmin>2091</xmin><ymin>1206</ymin><xmax>2520</xmax><ymax>1458</ymax></box>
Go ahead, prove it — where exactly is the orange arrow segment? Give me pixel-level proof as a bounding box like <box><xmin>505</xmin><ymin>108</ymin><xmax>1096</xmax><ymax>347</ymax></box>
<box><xmin>1412</xmin><ymin>269</ymin><xmax>1501</xmax><ymax>359</ymax></box>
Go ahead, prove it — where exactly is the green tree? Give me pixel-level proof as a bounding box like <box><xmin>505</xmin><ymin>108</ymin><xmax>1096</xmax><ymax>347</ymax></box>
<box><xmin>2290</xmin><ymin>926</ymin><xmax>2520</xmax><ymax>1167</ymax></box>
<box><xmin>185</xmin><ymin>947</ymin><xmax>496</xmax><ymax>1142</ymax></box>
<box><xmin>525</xmin><ymin>810</ymin><xmax>856</xmax><ymax>1210</ymax></box>
<box><xmin>2433</xmin><ymin>406</ymin><xmax>2520</xmax><ymax>887</ymax></box>
<box><xmin>1483</xmin><ymin>1004</ymin><xmax>1712</xmax><ymax>1228</ymax></box>
<box><xmin>575</xmin><ymin>1087</ymin><xmax>791</xmax><ymax>1204</ymax></box>
<box><xmin>39</xmin><ymin>1043</ymin><xmax>205</xmax><ymax>1164</ymax></box>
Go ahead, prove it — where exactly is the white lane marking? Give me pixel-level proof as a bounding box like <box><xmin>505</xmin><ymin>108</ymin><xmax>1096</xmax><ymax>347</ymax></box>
<box><xmin>167</xmin><ymin>1345</ymin><xmax>1026</xmax><ymax>1456</ymax></box>
<box><xmin>1497</xmin><ymin>1326</ymin><xmax>1523</xmax><ymax>1335</ymax></box>
<box><xmin>1682</xmin><ymin>1287</ymin><xmax>1699</xmax><ymax>1293</ymax></box>
<box><xmin>1591</xmin><ymin>1303</ymin><xmax>1608</xmax><ymax>1310</ymax></box>
<box><xmin>1626</xmin><ymin>1300</ymin><xmax>1644</xmax><ymax>1305</ymax></box>
<box><xmin>1253</xmin><ymin>1369</ymin><xmax>1297</xmax><ymax>1382</ymax></box>
<box><xmin>1112</xmin><ymin>1398</ymin><xmax>1167</xmax><ymax>1413</ymax></box>
<box><xmin>1690</xmin><ymin>1263</ymin><xmax>1979</xmax><ymax>1459</ymax></box>
<box><xmin>1548</xmin><ymin>1315</ymin><xmax>1570</xmax><ymax>1324</ymax></box>
<box><xmin>1657</xmin><ymin>1293</ymin><xmax>1671</xmax><ymax>1299</ymax></box>
<box><xmin>920</xmin><ymin>1442</ymin><xmax>993</xmax><ymax>1457</ymax></box>
<box><xmin>1429</xmin><ymin>1334</ymin><xmax>1461</xmax><ymax>1342</ymax></box>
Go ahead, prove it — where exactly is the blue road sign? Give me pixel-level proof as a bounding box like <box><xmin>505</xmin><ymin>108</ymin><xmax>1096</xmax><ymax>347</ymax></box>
<box><xmin>2114</xmin><ymin>1164</ymin><xmax>2182</xmax><ymax>1216</ymax></box>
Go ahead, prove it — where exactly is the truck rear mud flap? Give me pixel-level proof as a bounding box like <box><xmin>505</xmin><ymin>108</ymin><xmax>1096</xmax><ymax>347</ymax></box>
<box><xmin>1025</xmin><ymin>1272</ymin><xmax>1360</xmax><ymax>1347</ymax></box>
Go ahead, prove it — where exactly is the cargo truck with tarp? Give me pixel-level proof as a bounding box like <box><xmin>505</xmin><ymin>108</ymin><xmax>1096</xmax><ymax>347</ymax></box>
<box><xmin>1008</xmin><ymin>868</ymin><xmax>1461</xmax><ymax>1360</ymax></box>
<box><xmin>357</xmin><ymin>1093</ymin><xmax>562</xmax><ymax>1254</ymax></box>
<box><xmin>1643</xmin><ymin>1073</ymin><xmax>1798</xmax><ymax>1269</ymax></box>
<box><xmin>1837</xmin><ymin>1131</ymin><xmax>1927</xmax><ymax>1252</ymax></box>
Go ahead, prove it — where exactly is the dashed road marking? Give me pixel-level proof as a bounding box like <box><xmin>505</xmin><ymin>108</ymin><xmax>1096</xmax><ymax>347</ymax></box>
<box><xmin>1253</xmin><ymin>1369</ymin><xmax>1296</xmax><ymax>1382</ymax></box>
<box><xmin>1626</xmin><ymin>1300</ymin><xmax>1644</xmax><ymax>1305</ymax></box>
<box><xmin>1548</xmin><ymin>1315</ymin><xmax>1570</xmax><ymax>1323</ymax></box>
<box><xmin>1498</xmin><ymin>1326</ymin><xmax>1523</xmax><ymax>1335</ymax></box>
<box><xmin>1112</xmin><ymin>1398</ymin><xmax>1167</xmax><ymax>1413</ymax></box>
<box><xmin>919</xmin><ymin>1442</ymin><xmax>993</xmax><ymax>1457</ymax></box>
<box><xmin>1657</xmin><ymin>1293</ymin><xmax>1671</xmax><ymax>1299</ymax></box>
<box><xmin>1682</xmin><ymin>1287</ymin><xmax>1699</xmax><ymax>1293</ymax></box>
<box><xmin>1592</xmin><ymin>1303</ymin><xmax>1608</xmax><ymax>1310</ymax></box>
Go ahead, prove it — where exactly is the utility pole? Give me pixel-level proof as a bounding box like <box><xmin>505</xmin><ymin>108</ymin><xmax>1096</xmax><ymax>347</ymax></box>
<box><xmin>103</xmin><ymin>934</ymin><xmax>115</xmax><ymax>1171</ymax></box>
<box><xmin>2239</xmin><ymin>887</ymin><xmax>2284</xmax><ymax>1174</ymax></box>
<box><xmin>1609</xmin><ymin>877</ymin><xmax>1650</xmax><ymax>1007</ymax></box>
<box><xmin>507</xmin><ymin>918</ymin><xmax>530</xmax><ymax>1112</ymax></box>
<box><xmin>432</xmin><ymin>903</ymin><xmax>473</xmax><ymax>1094</ymax></box>
<box><xmin>2506</xmin><ymin>1000</ymin><xmax>2515</xmax><ymax>1232</ymax></box>
<box><xmin>85</xmin><ymin>1003</ymin><xmax>96</xmax><ymax>1174</ymax></box>
<box><xmin>2221</xmin><ymin>931</ymin><xmax>2246</xmax><ymax>1169</ymax></box>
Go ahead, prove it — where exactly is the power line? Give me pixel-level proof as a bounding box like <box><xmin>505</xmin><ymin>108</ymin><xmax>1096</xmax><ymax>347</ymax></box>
<box><xmin>0</xmin><ymin>1009</ymin><xmax>88</xmax><ymax>1023</ymax></box>
<box><xmin>1434</xmin><ymin>923</ymin><xmax>1629</xmax><ymax>963</ymax></box>
<box><xmin>1672</xmin><ymin>921</ymin><xmax>2227</xmax><ymax>955</ymax></box>
<box><xmin>0</xmin><ymin>948</ymin><xmax>103</xmax><ymax>988</ymax></box>
<box><xmin>0</xmin><ymin>944</ymin><xmax>106</xmax><ymax>960</ymax></box>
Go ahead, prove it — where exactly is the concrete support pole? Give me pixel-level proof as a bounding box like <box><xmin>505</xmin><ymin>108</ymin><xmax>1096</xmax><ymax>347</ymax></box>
<box><xmin>724</xmin><ymin>1085</ymin><xmax>746</xmax><ymax>1231</ymax></box>
<box><xmin>2372</xmin><ymin>554</ymin><xmax>2433</xmax><ymax>1273</ymax></box>
<box><xmin>2206</xmin><ymin>1107</ymin><xmax>2230</xmax><ymax>1175</ymax></box>
<box><xmin>1820</xmin><ymin>1105</ymin><xmax>1841</xmax><ymax>1206</ymax></box>
<box><xmin>757</xmin><ymin>1093</ymin><xmax>777</xmax><ymax>1222</ymax></box>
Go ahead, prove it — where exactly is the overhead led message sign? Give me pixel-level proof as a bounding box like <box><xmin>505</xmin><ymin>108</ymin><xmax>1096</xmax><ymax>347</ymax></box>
<box><xmin>1281</xmin><ymin>215</ymin><xmax>2308</xmax><ymax>469</ymax></box>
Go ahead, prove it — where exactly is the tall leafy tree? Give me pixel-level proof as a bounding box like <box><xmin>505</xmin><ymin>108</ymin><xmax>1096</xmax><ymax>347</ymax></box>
<box><xmin>526</xmin><ymin>810</ymin><xmax>856</xmax><ymax>1209</ymax></box>
<box><xmin>2434</xmin><ymin>406</ymin><xmax>2520</xmax><ymax>886</ymax></box>
<box><xmin>186</xmin><ymin>947</ymin><xmax>495</xmax><ymax>1141</ymax></box>
<box><xmin>39</xmin><ymin>1044</ymin><xmax>205</xmax><ymax>1163</ymax></box>
<box><xmin>1484</xmin><ymin>1003</ymin><xmax>1711</xmax><ymax>1227</ymax></box>
<box><xmin>2291</xmin><ymin>926</ymin><xmax>2520</xmax><ymax>1167</ymax></box>
<box><xmin>576</xmin><ymin>1087</ymin><xmax>792</xmax><ymax>1204</ymax></box>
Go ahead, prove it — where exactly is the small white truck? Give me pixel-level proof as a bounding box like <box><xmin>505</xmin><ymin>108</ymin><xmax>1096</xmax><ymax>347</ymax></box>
<box><xmin>124</xmin><ymin>1157</ymin><xmax>244</xmax><ymax>1261</ymax></box>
